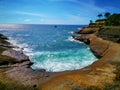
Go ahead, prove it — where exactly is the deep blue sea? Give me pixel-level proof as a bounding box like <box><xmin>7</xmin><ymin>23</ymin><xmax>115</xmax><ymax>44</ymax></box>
<box><xmin>0</xmin><ymin>24</ymin><xmax>97</xmax><ymax>72</ymax></box>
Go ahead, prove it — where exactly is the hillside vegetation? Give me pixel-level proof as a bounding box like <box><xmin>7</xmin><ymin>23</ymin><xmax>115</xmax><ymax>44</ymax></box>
<box><xmin>89</xmin><ymin>12</ymin><xmax>120</xmax><ymax>43</ymax></box>
<box><xmin>89</xmin><ymin>13</ymin><xmax>120</xmax><ymax>26</ymax></box>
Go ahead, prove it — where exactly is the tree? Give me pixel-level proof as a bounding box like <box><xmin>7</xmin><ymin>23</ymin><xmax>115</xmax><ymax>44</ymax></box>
<box><xmin>89</xmin><ymin>20</ymin><xmax>94</xmax><ymax>25</ymax></box>
<box><xmin>90</xmin><ymin>20</ymin><xmax>93</xmax><ymax>24</ymax></box>
<box><xmin>97</xmin><ymin>14</ymin><xmax>103</xmax><ymax>19</ymax></box>
<box><xmin>104</xmin><ymin>12</ymin><xmax>111</xmax><ymax>19</ymax></box>
<box><xmin>105</xmin><ymin>14</ymin><xmax>120</xmax><ymax>26</ymax></box>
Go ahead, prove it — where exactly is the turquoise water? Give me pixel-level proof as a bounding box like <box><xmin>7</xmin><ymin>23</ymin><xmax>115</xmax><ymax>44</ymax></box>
<box><xmin>0</xmin><ymin>24</ymin><xmax>97</xmax><ymax>72</ymax></box>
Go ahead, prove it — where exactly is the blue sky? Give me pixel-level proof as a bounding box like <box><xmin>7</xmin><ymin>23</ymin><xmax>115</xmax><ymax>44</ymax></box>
<box><xmin>0</xmin><ymin>0</ymin><xmax>120</xmax><ymax>25</ymax></box>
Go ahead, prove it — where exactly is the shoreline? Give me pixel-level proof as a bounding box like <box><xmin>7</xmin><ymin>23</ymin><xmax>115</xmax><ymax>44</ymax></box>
<box><xmin>5</xmin><ymin>29</ymin><xmax>97</xmax><ymax>72</ymax></box>
<box><xmin>39</xmin><ymin>26</ymin><xmax>120</xmax><ymax>89</ymax></box>
<box><xmin>0</xmin><ymin>26</ymin><xmax>120</xmax><ymax>89</ymax></box>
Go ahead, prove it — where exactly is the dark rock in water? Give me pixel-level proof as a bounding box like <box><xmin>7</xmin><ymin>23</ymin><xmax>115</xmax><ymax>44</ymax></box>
<box><xmin>72</xmin><ymin>35</ymin><xmax>76</xmax><ymax>38</ymax></box>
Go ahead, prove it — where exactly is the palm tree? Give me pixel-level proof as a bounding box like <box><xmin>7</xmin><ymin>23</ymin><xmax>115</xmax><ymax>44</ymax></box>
<box><xmin>104</xmin><ymin>12</ymin><xmax>111</xmax><ymax>19</ymax></box>
<box><xmin>97</xmin><ymin>14</ymin><xmax>103</xmax><ymax>19</ymax></box>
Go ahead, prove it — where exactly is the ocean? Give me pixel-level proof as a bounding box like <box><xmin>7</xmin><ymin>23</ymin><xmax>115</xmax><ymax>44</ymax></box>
<box><xmin>0</xmin><ymin>24</ymin><xmax>97</xmax><ymax>72</ymax></box>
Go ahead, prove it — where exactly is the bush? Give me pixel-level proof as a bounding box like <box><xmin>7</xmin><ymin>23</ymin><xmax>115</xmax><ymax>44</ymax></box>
<box><xmin>105</xmin><ymin>14</ymin><xmax>120</xmax><ymax>26</ymax></box>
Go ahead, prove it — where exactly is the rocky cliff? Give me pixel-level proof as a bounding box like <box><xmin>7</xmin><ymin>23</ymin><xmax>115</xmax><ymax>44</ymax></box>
<box><xmin>0</xmin><ymin>34</ymin><xmax>49</xmax><ymax>90</ymax></box>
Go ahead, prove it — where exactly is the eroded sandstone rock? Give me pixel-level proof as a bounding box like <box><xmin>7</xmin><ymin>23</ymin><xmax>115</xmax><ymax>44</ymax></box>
<box><xmin>2</xmin><ymin>49</ymin><xmax>29</xmax><ymax>62</ymax></box>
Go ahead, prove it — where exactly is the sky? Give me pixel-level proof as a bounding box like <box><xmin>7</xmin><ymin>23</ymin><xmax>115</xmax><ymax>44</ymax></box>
<box><xmin>0</xmin><ymin>0</ymin><xmax>120</xmax><ymax>25</ymax></box>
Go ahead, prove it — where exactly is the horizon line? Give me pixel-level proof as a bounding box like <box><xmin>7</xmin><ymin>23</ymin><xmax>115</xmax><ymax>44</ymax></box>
<box><xmin>0</xmin><ymin>23</ymin><xmax>88</xmax><ymax>26</ymax></box>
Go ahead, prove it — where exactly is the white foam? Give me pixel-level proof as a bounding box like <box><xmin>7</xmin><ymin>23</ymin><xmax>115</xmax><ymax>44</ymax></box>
<box><xmin>31</xmin><ymin>60</ymin><xmax>81</xmax><ymax>72</ymax></box>
<box><xmin>32</xmin><ymin>52</ymin><xmax>42</xmax><ymax>56</ymax></box>
<box><xmin>31</xmin><ymin>49</ymin><xmax>97</xmax><ymax>72</ymax></box>
<box><xmin>7</xmin><ymin>37</ymin><xmax>18</xmax><ymax>46</ymax></box>
<box><xmin>67</xmin><ymin>36</ymin><xmax>75</xmax><ymax>42</ymax></box>
<box><xmin>31</xmin><ymin>58</ymin><xmax>95</xmax><ymax>72</ymax></box>
<box><xmin>77</xmin><ymin>28</ymin><xmax>81</xmax><ymax>30</ymax></box>
<box><xmin>4</xmin><ymin>32</ymin><xmax>96</xmax><ymax>72</ymax></box>
<box><xmin>17</xmin><ymin>34</ymin><xmax>30</xmax><ymax>37</ymax></box>
<box><xmin>23</xmin><ymin>48</ymin><xmax>32</xmax><ymax>53</ymax></box>
<box><xmin>7</xmin><ymin>37</ymin><xmax>33</xmax><ymax>56</ymax></box>
<box><xmin>8</xmin><ymin>37</ymin><xmax>28</xmax><ymax>48</ymax></box>
<box><xmin>53</xmin><ymin>40</ymin><xmax>56</xmax><ymax>42</ymax></box>
<box><xmin>67</xmin><ymin>36</ymin><xmax>83</xmax><ymax>44</ymax></box>
<box><xmin>68</xmin><ymin>31</ymin><xmax>74</xmax><ymax>34</ymax></box>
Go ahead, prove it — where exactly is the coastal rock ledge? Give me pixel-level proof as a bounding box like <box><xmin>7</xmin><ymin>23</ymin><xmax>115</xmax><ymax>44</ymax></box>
<box><xmin>2</xmin><ymin>49</ymin><xmax>29</xmax><ymax>62</ymax></box>
<box><xmin>0</xmin><ymin>25</ymin><xmax>120</xmax><ymax>90</ymax></box>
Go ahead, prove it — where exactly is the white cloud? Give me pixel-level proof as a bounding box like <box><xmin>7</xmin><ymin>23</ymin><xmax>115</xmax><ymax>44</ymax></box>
<box><xmin>24</xmin><ymin>19</ymin><xmax>31</xmax><ymax>22</ymax></box>
<box><xmin>37</xmin><ymin>14</ymin><xmax>89</xmax><ymax>25</ymax></box>
<box><xmin>15</xmin><ymin>11</ymin><xmax>46</xmax><ymax>17</ymax></box>
<box><xmin>12</xmin><ymin>0</ymin><xmax>111</xmax><ymax>24</ymax></box>
<box><xmin>64</xmin><ymin>14</ymin><xmax>90</xmax><ymax>24</ymax></box>
<box><xmin>75</xmin><ymin>0</ymin><xmax>105</xmax><ymax>13</ymax></box>
<box><xmin>47</xmin><ymin>0</ymin><xmax>94</xmax><ymax>4</ymax></box>
<box><xmin>60</xmin><ymin>0</ymin><xmax>104</xmax><ymax>13</ymax></box>
<box><xmin>47</xmin><ymin>0</ymin><xmax>81</xmax><ymax>3</ymax></box>
<box><xmin>66</xmin><ymin>14</ymin><xmax>88</xmax><ymax>20</ymax></box>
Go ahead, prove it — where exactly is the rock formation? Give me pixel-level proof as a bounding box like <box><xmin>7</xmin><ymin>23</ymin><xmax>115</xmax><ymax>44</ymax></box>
<box><xmin>2</xmin><ymin>49</ymin><xmax>29</xmax><ymax>62</ymax></box>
